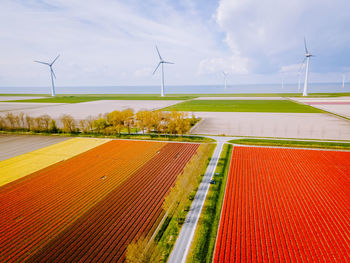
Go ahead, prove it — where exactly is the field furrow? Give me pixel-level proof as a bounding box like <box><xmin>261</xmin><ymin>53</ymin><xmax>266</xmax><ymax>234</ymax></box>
<box><xmin>28</xmin><ymin>143</ymin><xmax>199</xmax><ymax>262</ymax></box>
<box><xmin>0</xmin><ymin>138</ymin><xmax>110</xmax><ymax>187</ymax></box>
<box><xmin>0</xmin><ymin>140</ymin><xmax>165</xmax><ymax>262</ymax></box>
<box><xmin>214</xmin><ymin>146</ymin><xmax>350</xmax><ymax>262</ymax></box>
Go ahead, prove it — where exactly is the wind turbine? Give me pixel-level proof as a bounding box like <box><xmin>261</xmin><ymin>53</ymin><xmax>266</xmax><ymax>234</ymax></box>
<box><xmin>302</xmin><ymin>38</ymin><xmax>313</xmax><ymax>96</ymax></box>
<box><xmin>342</xmin><ymin>74</ymin><xmax>345</xmax><ymax>88</ymax></box>
<box><xmin>34</xmin><ymin>55</ymin><xmax>60</xmax><ymax>97</ymax></box>
<box><xmin>153</xmin><ymin>46</ymin><xmax>174</xmax><ymax>97</ymax></box>
<box><xmin>222</xmin><ymin>71</ymin><xmax>229</xmax><ymax>90</ymax></box>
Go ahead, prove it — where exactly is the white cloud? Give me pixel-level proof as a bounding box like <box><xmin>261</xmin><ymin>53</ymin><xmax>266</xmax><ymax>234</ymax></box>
<box><xmin>198</xmin><ymin>55</ymin><xmax>250</xmax><ymax>75</ymax></box>
<box><xmin>216</xmin><ymin>0</ymin><xmax>350</xmax><ymax>74</ymax></box>
<box><xmin>0</xmin><ymin>0</ymin><xmax>221</xmax><ymax>86</ymax></box>
<box><xmin>0</xmin><ymin>0</ymin><xmax>349</xmax><ymax>87</ymax></box>
<box><xmin>134</xmin><ymin>67</ymin><xmax>153</xmax><ymax>77</ymax></box>
<box><xmin>280</xmin><ymin>64</ymin><xmax>302</xmax><ymax>74</ymax></box>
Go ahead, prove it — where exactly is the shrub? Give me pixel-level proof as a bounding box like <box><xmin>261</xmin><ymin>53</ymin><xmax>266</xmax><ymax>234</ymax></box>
<box><xmin>126</xmin><ymin>236</ymin><xmax>162</xmax><ymax>263</ymax></box>
<box><xmin>49</xmin><ymin>119</ymin><xmax>58</xmax><ymax>133</ymax></box>
<box><xmin>92</xmin><ymin>117</ymin><xmax>107</xmax><ymax>134</ymax></box>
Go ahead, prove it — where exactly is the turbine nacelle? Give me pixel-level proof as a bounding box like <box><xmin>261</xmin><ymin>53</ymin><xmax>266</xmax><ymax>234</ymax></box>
<box><xmin>305</xmin><ymin>53</ymin><xmax>313</xmax><ymax>58</ymax></box>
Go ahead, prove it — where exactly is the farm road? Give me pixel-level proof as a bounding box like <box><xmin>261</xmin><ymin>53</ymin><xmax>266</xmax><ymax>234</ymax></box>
<box><xmin>168</xmin><ymin>140</ymin><xmax>224</xmax><ymax>263</ymax></box>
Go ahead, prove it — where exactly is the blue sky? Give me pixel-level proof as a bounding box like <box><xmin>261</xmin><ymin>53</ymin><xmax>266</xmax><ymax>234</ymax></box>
<box><xmin>0</xmin><ymin>0</ymin><xmax>349</xmax><ymax>87</ymax></box>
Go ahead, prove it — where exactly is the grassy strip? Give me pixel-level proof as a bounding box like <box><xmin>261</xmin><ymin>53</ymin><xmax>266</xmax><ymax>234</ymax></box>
<box><xmin>0</xmin><ymin>130</ymin><xmax>214</xmax><ymax>143</ymax></box>
<box><xmin>186</xmin><ymin>144</ymin><xmax>233</xmax><ymax>263</ymax></box>
<box><xmin>163</xmin><ymin>100</ymin><xmax>324</xmax><ymax>113</ymax></box>
<box><xmin>7</xmin><ymin>94</ymin><xmax>197</xmax><ymax>103</ymax></box>
<box><xmin>155</xmin><ymin>143</ymin><xmax>216</xmax><ymax>262</ymax></box>
<box><xmin>125</xmin><ymin>144</ymin><xmax>216</xmax><ymax>262</ymax></box>
<box><xmin>125</xmin><ymin>143</ymin><xmax>216</xmax><ymax>262</ymax></box>
<box><xmin>229</xmin><ymin>138</ymin><xmax>350</xmax><ymax>150</ymax></box>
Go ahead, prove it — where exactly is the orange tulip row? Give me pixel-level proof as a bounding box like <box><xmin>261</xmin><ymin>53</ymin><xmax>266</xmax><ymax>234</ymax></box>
<box><xmin>214</xmin><ymin>147</ymin><xmax>350</xmax><ymax>263</ymax></box>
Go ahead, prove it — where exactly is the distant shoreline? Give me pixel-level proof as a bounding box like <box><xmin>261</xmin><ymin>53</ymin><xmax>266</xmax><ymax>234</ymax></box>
<box><xmin>0</xmin><ymin>82</ymin><xmax>348</xmax><ymax>95</ymax></box>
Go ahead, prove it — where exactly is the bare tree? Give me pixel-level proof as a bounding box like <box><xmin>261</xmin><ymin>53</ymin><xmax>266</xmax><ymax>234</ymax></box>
<box><xmin>60</xmin><ymin>114</ymin><xmax>76</xmax><ymax>133</ymax></box>
<box><xmin>0</xmin><ymin>116</ymin><xmax>5</xmax><ymax>130</ymax></box>
<box><xmin>85</xmin><ymin>116</ymin><xmax>95</xmax><ymax>133</ymax></box>
<box><xmin>18</xmin><ymin>112</ymin><xmax>25</xmax><ymax>128</ymax></box>
<box><xmin>5</xmin><ymin>113</ymin><xmax>16</xmax><ymax>130</ymax></box>
<box><xmin>25</xmin><ymin>115</ymin><xmax>34</xmax><ymax>131</ymax></box>
<box><xmin>40</xmin><ymin>115</ymin><xmax>51</xmax><ymax>131</ymax></box>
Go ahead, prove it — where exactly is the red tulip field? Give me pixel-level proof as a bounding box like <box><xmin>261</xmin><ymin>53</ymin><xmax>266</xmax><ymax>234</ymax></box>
<box><xmin>214</xmin><ymin>146</ymin><xmax>350</xmax><ymax>262</ymax></box>
<box><xmin>0</xmin><ymin>140</ymin><xmax>199</xmax><ymax>262</ymax></box>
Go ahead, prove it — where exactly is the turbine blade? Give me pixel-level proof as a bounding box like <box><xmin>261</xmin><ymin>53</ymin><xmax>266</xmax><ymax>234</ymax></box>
<box><xmin>155</xmin><ymin>46</ymin><xmax>163</xmax><ymax>60</ymax></box>
<box><xmin>304</xmin><ymin>37</ymin><xmax>309</xmax><ymax>54</ymax></box>
<box><xmin>153</xmin><ymin>62</ymin><xmax>161</xmax><ymax>75</ymax></box>
<box><xmin>163</xmin><ymin>61</ymin><xmax>174</xmax><ymax>64</ymax></box>
<box><xmin>34</xmin><ymin>60</ymin><xmax>50</xmax><ymax>66</ymax></box>
<box><xmin>51</xmin><ymin>54</ymin><xmax>60</xmax><ymax>65</ymax></box>
<box><xmin>51</xmin><ymin>68</ymin><xmax>56</xmax><ymax>79</ymax></box>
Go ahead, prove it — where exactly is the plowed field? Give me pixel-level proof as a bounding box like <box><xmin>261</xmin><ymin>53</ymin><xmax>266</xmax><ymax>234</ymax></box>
<box><xmin>0</xmin><ymin>140</ymin><xmax>199</xmax><ymax>262</ymax></box>
<box><xmin>214</xmin><ymin>146</ymin><xmax>350</xmax><ymax>262</ymax></box>
<box><xmin>0</xmin><ymin>137</ymin><xmax>110</xmax><ymax>186</ymax></box>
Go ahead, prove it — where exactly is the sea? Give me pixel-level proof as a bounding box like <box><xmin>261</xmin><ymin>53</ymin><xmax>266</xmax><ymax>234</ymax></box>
<box><xmin>0</xmin><ymin>83</ymin><xmax>347</xmax><ymax>94</ymax></box>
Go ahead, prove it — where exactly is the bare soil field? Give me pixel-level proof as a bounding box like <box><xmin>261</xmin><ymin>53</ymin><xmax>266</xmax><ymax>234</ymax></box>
<box><xmin>0</xmin><ymin>102</ymin><xmax>65</xmax><ymax>112</ymax></box>
<box><xmin>0</xmin><ymin>96</ymin><xmax>45</xmax><ymax>101</ymax></box>
<box><xmin>290</xmin><ymin>97</ymin><xmax>350</xmax><ymax>118</ymax></box>
<box><xmin>0</xmin><ymin>100</ymin><xmax>182</xmax><ymax>119</ymax></box>
<box><xmin>191</xmin><ymin>112</ymin><xmax>350</xmax><ymax>140</ymax></box>
<box><xmin>0</xmin><ymin>134</ymin><xmax>69</xmax><ymax>161</ymax></box>
<box><xmin>305</xmin><ymin>104</ymin><xmax>350</xmax><ymax>118</ymax></box>
<box><xmin>291</xmin><ymin>96</ymin><xmax>350</xmax><ymax>103</ymax></box>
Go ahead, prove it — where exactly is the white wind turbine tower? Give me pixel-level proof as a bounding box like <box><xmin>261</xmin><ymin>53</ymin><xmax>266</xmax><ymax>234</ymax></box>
<box><xmin>302</xmin><ymin>38</ymin><xmax>313</xmax><ymax>96</ymax></box>
<box><xmin>297</xmin><ymin>61</ymin><xmax>305</xmax><ymax>92</ymax></box>
<box><xmin>342</xmin><ymin>74</ymin><xmax>345</xmax><ymax>88</ymax></box>
<box><xmin>34</xmin><ymin>55</ymin><xmax>60</xmax><ymax>97</ymax></box>
<box><xmin>222</xmin><ymin>71</ymin><xmax>229</xmax><ymax>90</ymax></box>
<box><xmin>153</xmin><ymin>46</ymin><xmax>174</xmax><ymax>97</ymax></box>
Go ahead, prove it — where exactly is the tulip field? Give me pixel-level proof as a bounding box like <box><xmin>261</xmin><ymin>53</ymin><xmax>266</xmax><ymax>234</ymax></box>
<box><xmin>0</xmin><ymin>139</ymin><xmax>199</xmax><ymax>262</ymax></box>
<box><xmin>0</xmin><ymin>137</ymin><xmax>110</xmax><ymax>186</ymax></box>
<box><xmin>214</xmin><ymin>146</ymin><xmax>350</xmax><ymax>262</ymax></box>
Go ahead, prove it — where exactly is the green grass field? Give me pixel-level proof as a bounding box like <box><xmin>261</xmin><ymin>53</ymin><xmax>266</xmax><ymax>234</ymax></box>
<box><xmin>5</xmin><ymin>94</ymin><xmax>197</xmax><ymax>103</ymax></box>
<box><xmin>1</xmin><ymin>92</ymin><xmax>349</xmax><ymax>103</ymax></box>
<box><xmin>163</xmin><ymin>99</ymin><xmax>324</xmax><ymax>113</ymax></box>
<box><xmin>229</xmin><ymin>138</ymin><xmax>350</xmax><ymax>150</ymax></box>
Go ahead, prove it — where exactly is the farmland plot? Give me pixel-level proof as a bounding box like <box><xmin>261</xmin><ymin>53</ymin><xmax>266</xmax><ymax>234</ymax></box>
<box><xmin>214</xmin><ymin>146</ymin><xmax>350</xmax><ymax>262</ymax></box>
<box><xmin>0</xmin><ymin>137</ymin><xmax>110</xmax><ymax>186</ymax></box>
<box><xmin>0</xmin><ymin>140</ymin><xmax>199</xmax><ymax>262</ymax></box>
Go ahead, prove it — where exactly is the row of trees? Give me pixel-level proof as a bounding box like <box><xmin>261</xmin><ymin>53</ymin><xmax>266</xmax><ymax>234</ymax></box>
<box><xmin>126</xmin><ymin>143</ymin><xmax>213</xmax><ymax>262</ymax></box>
<box><xmin>0</xmin><ymin>109</ymin><xmax>198</xmax><ymax>136</ymax></box>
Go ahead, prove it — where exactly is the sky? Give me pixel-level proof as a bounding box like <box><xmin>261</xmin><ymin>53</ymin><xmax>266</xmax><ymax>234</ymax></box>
<box><xmin>0</xmin><ymin>0</ymin><xmax>350</xmax><ymax>87</ymax></box>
